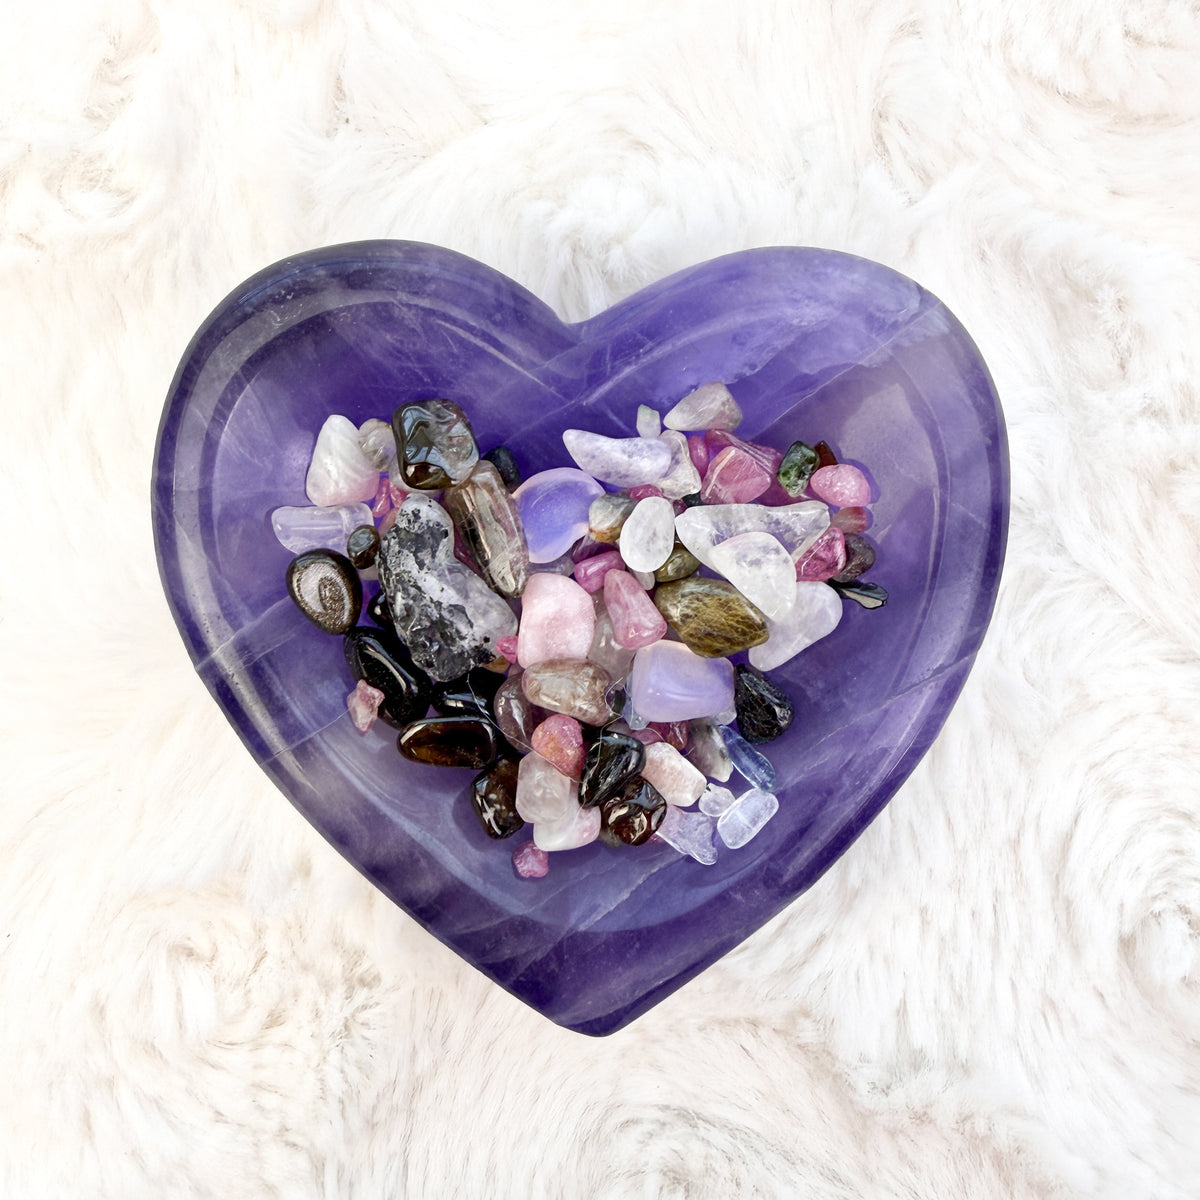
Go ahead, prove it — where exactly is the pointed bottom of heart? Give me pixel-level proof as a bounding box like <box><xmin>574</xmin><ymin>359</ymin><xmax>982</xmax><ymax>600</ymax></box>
<box><xmin>153</xmin><ymin>241</ymin><xmax>1008</xmax><ymax>1034</ymax></box>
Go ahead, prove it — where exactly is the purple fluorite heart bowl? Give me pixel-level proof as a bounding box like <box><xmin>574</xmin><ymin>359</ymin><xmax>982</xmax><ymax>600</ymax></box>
<box><xmin>153</xmin><ymin>240</ymin><xmax>1007</xmax><ymax>1035</ymax></box>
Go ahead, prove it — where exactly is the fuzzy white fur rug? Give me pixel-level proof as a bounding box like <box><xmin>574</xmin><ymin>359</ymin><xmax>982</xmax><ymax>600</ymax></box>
<box><xmin>4</xmin><ymin>1</ymin><xmax>1200</xmax><ymax>1196</ymax></box>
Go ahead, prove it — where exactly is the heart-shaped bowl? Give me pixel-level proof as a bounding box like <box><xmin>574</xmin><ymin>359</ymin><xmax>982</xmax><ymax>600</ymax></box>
<box><xmin>153</xmin><ymin>240</ymin><xmax>1007</xmax><ymax>1035</ymax></box>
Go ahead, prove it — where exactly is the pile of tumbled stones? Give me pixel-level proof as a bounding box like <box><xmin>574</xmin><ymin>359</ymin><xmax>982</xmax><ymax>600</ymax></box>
<box><xmin>275</xmin><ymin>382</ymin><xmax>884</xmax><ymax>878</ymax></box>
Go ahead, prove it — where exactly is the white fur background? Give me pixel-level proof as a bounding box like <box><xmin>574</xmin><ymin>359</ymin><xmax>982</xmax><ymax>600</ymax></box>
<box><xmin>3</xmin><ymin>1</ymin><xmax>1199</xmax><ymax>1196</ymax></box>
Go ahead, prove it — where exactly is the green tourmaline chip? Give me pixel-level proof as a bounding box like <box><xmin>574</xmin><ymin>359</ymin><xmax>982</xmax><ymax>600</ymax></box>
<box><xmin>777</xmin><ymin>439</ymin><xmax>820</xmax><ymax>497</ymax></box>
<box><xmin>652</xmin><ymin>577</ymin><xmax>770</xmax><ymax>658</ymax></box>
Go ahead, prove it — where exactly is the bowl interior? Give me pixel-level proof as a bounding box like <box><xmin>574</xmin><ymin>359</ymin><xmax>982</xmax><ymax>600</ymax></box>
<box><xmin>154</xmin><ymin>241</ymin><xmax>1007</xmax><ymax>1033</ymax></box>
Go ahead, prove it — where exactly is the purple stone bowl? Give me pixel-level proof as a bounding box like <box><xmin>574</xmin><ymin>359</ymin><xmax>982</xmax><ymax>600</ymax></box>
<box><xmin>153</xmin><ymin>241</ymin><xmax>1008</xmax><ymax>1035</ymax></box>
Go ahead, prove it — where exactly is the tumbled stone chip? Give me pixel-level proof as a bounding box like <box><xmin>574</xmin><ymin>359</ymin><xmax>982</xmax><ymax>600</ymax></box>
<box><xmin>397</xmin><ymin>715</ymin><xmax>499</xmax><ymax>769</ymax></box>
<box><xmin>286</xmin><ymin>549</ymin><xmax>362</xmax><ymax>635</ymax></box>
<box><xmin>652</xmin><ymin>577</ymin><xmax>769</xmax><ymax>658</ymax></box>
<box><xmin>733</xmin><ymin>664</ymin><xmax>795</xmax><ymax>744</ymax></box>
<box><xmin>392</xmin><ymin>399</ymin><xmax>479</xmax><ymax>489</ymax></box>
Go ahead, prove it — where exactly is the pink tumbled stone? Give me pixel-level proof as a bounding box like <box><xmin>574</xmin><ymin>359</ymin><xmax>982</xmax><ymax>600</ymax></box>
<box><xmin>628</xmin><ymin>484</ymin><xmax>664</xmax><ymax>501</ymax></box>
<box><xmin>704</xmin><ymin>429</ymin><xmax>782</xmax><ymax>475</ymax></box>
<box><xmin>699</xmin><ymin>446</ymin><xmax>771</xmax><ymax>505</ymax></box>
<box><xmin>378</xmin><ymin>506</ymin><xmax>398</xmax><ymax>535</ymax></box>
<box><xmin>703</xmin><ymin>430</ymin><xmax>790</xmax><ymax>504</ymax></box>
<box><xmin>517</xmin><ymin>572</ymin><xmax>596</xmax><ymax>667</ymax></box>
<box><xmin>495</xmin><ymin>634</ymin><xmax>519</xmax><ymax>662</ymax></box>
<box><xmin>687</xmin><ymin>434</ymin><xmax>710</xmax><ymax>477</ymax></box>
<box><xmin>346</xmin><ymin>679</ymin><xmax>386</xmax><ymax>734</ymax></box>
<box><xmin>512</xmin><ymin>841</ymin><xmax>550</xmax><ymax>879</ymax></box>
<box><xmin>531</xmin><ymin>714</ymin><xmax>586</xmax><ymax>779</ymax></box>
<box><xmin>371</xmin><ymin>475</ymin><xmax>393</xmax><ymax>519</ymax></box>
<box><xmin>795</xmin><ymin>525</ymin><xmax>847</xmax><ymax>581</ymax></box>
<box><xmin>831</xmin><ymin>505</ymin><xmax>871</xmax><ymax>533</ymax></box>
<box><xmin>809</xmin><ymin>463</ymin><xmax>871</xmax><ymax>507</ymax></box>
<box><xmin>534</xmin><ymin>804</ymin><xmax>602</xmax><ymax>852</ymax></box>
<box><xmin>572</xmin><ymin>550</ymin><xmax>625</xmax><ymax>594</ymax></box>
<box><xmin>603</xmin><ymin>570</ymin><xmax>668</xmax><ymax>650</ymax></box>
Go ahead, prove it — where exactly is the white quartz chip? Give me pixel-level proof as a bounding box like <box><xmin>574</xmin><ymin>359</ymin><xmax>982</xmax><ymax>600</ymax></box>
<box><xmin>716</xmin><ymin>788</ymin><xmax>779</xmax><ymax>849</ymax></box>
<box><xmin>306</xmin><ymin>414</ymin><xmax>379</xmax><ymax>506</ymax></box>
<box><xmin>663</xmin><ymin>382</ymin><xmax>743</xmax><ymax>432</ymax></box>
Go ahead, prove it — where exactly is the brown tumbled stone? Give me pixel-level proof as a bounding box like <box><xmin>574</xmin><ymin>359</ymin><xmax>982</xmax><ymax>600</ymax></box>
<box><xmin>470</xmin><ymin>756</ymin><xmax>524</xmax><ymax>838</ymax></box>
<box><xmin>652</xmin><ymin>540</ymin><xmax>701</xmax><ymax>584</ymax></box>
<box><xmin>397</xmin><ymin>715</ymin><xmax>499</xmax><ymax>769</ymax></box>
<box><xmin>652</xmin><ymin>577</ymin><xmax>770</xmax><ymax>658</ymax></box>
<box><xmin>520</xmin><ymin>659</ymin><xmax>614</xmax><ymax>727</ymax></box>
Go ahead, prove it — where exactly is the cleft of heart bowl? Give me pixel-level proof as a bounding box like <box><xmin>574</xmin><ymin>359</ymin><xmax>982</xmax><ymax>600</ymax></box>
<box><xmin>152</xmin><ymin>240</ymin><xmax>1008</xmax><ymax>1036</ymax></box>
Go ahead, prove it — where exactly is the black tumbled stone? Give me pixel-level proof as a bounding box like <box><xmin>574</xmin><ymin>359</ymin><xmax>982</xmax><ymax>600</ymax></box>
<box><xmin>470</xmin><ymin>757</ymin><xmax>524</xmax><ymax>838</ymax></box>
<box><xmin>579</xmin><ymin>730</ymin><xmax>645</xmax><ymax>809</ymax></box>
<box><xmin>431</xmin><ymin>667</ymin><xmax>506</xmax><ymax>718</ymax></box>
<box><xmin>481</xmin><ymin>444</ymin><xmax>522</xmax><ymax>490</ymax></box>
<box><xmin>599</xmin><ymin>776</ymin><xmax>667</xmax><ymax>846</ymax></box>
<box><xmin>829</xmin><ymin>579</ymin><xmax>888</xmax><ymax>609</ymax></box>
<box><xmin>733</xmin><ymin>664</ymin><xmax>795</xmax><ymax>744</ymax></box>
<box><xmin>366</xmin><ymin>589</ymin><xmax>392</xmax><ymax>628</ymax></box>
<box><xmin>286</xmin><ymin>550</ymin><xmax>362</xmax><ymax>635</ymax></box>
<box><xmin>397</xmin><ymin>715</ymin><xmax>499</xmax><ymax>769</ymax></box>
<box><xmin>346</xmin><ymin>523</ymin><xmax>381</xmax><ymax>569</ymax></box>
<box><xmin>343</xmin><ymin>626</ymin><xmax>433</xmax><ymax>728</ymax></box>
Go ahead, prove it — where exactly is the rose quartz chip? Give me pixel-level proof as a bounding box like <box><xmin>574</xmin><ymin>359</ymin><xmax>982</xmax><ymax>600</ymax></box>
<box><xmin>702</xmin><ymin>430</ymin><xmax>788</xmax><ymax>506</ymax></box>
<box><xmin>700</xmin><ymin>446</ymin><xmax>771</xmax><ymax>505</ymax></box>
<box><xmin>795</xmin><ymin>525</ymin><xmax>847</xmax><ymax>582</ymax></box>
<box><xmin>603</xmin><ymin>570</ymin><xmax>668</xmax><ymax>650</ymax></box>
<box><xmin>641</xmin><ymin>742</ymin><xmax>707</xmax><ymax>807</ymax></box>
<box><xmin>531</xmin><ymin>714</ymin><xmax>586</xmax><ymax>779</ymax></box>
<box><xmin>495</xmin><ymin>634</ymin><xmax>519</xmax><ymax>661</ymax></box>
<box><xmin>628</xmin><ymin>484</ymin><xmax>664</xmax><ymax>501</ymax></box>
<box><xmin>831</xmin><ymin>505</ymin><xmax>871</xmax><ymax>533</ymax></box>
<box><xmin>512</xmin><ymin>841</ymin><xmax>549</xmax><ymax>878</ymax></box>
<box><xmin>809</xmin><ymin>463</ymin><xmax>871</xmax><ymax>507</ymax></box>
<box><xmin>516</xmin><ymin>751</ymin><xmax>577</xmax><ymax>823</ymax></box>
<box><xmin>704</xmin><ymin>429</ymin><xmax>782</xmax><ymax>474</ymax></box>
<box><xmin>572</xmin><ymin>550</ymin><xmax>624</xmax><ymax>594</ymax></box>
<box><xmin>687</xmin><ymin>434</ymin><xmax>710</xmax><ymax>476</ymax></box>
<box><xmin>534</xmin><ymin>803</ymin><xmax>602</xmax><ymax>852</ymax></box>
<box><xmin>346</xmin><ymin>679</ymin><xmax>386</xmax><ymax>734</ymax></box>
<box><xmin>517</xmin><ymin>572</ymin><xmax>596</xmax><ymax>667</ymax></box>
